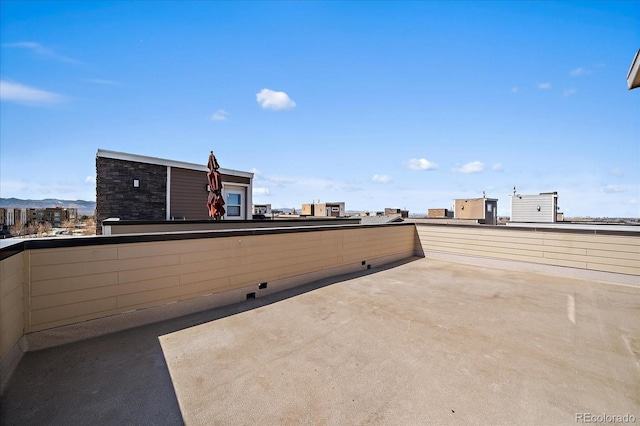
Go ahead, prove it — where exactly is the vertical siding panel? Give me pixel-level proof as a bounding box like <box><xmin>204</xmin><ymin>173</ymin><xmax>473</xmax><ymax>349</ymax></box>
<box><xmin>170</xmin><ymin>168</ymin><xmax>252</xmax><ymax>220</ymax></box>
<box><xmin>170</xmin><ymin>167</ymin><xmax>210</xmax><ymax>220</ymax></box>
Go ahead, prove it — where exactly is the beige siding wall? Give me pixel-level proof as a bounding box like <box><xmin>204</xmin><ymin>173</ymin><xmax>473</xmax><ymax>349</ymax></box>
<box><xmin>26</xmin><ymin>225</ymin><xmax>416</xmax><ymax>332</ymax></box>
<box><xmin>0</xmin><ymin>253</ymin><xmax>25</xmax><ymax>360</ymax></box>
<box><xmin>417</xmin><ymin>224</ymin><xmax>640</xmax><ymax>275</ymax></box>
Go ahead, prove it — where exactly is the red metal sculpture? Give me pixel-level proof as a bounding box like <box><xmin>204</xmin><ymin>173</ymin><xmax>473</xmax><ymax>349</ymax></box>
<box><xmin>207</xmin><ymin>151</ymin><xmax>225</xmax><ymax>220</ymax></box>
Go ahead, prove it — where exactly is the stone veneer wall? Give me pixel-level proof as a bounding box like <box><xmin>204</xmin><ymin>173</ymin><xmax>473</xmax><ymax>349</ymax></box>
<box><xmin>96</xmin><ymin>157</ymin><xmax>167</xmax><ymax>234</ymax></box>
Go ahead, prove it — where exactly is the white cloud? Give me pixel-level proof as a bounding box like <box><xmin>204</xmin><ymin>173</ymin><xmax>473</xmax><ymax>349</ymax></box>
<box><xmin>404</xmin><ymin>158</ymin><xmax>438</xmax><ymax>170</ymax></box>
<box><xmin>603</xmin><ymin>184</ymin><xmax>626</xmax><ymax>193</ymax></box>
<box><xmin>256</xmin><ymin>88</ymin><xmax>296</xmax><ymax>110</ymax></box>
<box><xmin>538</xmin><ymin>82</ymin><xmax>551</xmax><ymax>90</ymax></box>
<box><xmin>85</xmin><ymin>176</ymin><xmax>96</xmax><ymax>184</ymax></box>
<box><xmin>4</xmin><ymin>41</ymin><xmax>81</xmax><ymax>64</ymax></box>
<box><xmin>610</xmin><ymin>168</ymin><xmax>624</xmax><ymax>177</ymax></box>
<box><xmin>265</xmin><ymin>175</ymin><xmax>299</xmax><ymax>186</ymax></box>
<box><xmin>372</xmin><ymin>174</ymin><xmax>392</xmax><ymax>184</ymax></box>
<box><xmin>253</xmin><ymin>187</ymin><xmax>270</xmax><ymax>196</ymax></box>
<box><xmin>563</xmin><ymin>88</ymin><xmax>576</xmax><ymax>97</ymax></box>
<box><xmin>210</xmin><ymin>109</ymin><xmax>229</xmax><ymax>121</ymax></box>
<box><xmin>511</xmin><ymin>87</ymin><xmax>519</xmax><ymax>93</ymax></box>
<box><xmin>250</xmin><ymin>167</ymin><xmax>261</xmax><ymax>175</ymax></box>
<box><xmin>452</xmin><ymin>161</ymin><xmax>485</xmax><ymax>174</ymax></box>
<box><xmin>491</xmin><ymin>163</ymin><xmax>503</xmax><ymax>171</ymax></box>
<box><xmin>0</xmin><ymin>80</ymin><xmax>65</xmax><ymax>104</ymax></box>
<box><xmin>569</xmin><ymin>67</ymin><xmax>589</xmax><ymax>76</ymax></box>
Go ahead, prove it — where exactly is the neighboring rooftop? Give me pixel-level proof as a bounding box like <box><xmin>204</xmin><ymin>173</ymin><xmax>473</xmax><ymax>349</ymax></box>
<box><xmin>358</xmin><ymin>215</ymin><xmax>404</xmax><ymax>225</ymax></box>
<box><xmin>2</xmin><ymin>257</ymin><xmax>638</xmax><ymax>425</ymax></box>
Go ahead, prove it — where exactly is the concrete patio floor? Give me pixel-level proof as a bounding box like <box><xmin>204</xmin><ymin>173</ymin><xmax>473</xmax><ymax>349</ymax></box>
<box><xmin>1</xmin><ymin>257</ymin><xmax>638</xmax><ymax>425</ymax></box>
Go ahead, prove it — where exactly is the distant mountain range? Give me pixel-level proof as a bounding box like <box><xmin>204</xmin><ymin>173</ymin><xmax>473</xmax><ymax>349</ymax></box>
<box><xmin>0</xmin><ymin>198</ymin><xmax>96</xmax><ymax>215</ymax></box>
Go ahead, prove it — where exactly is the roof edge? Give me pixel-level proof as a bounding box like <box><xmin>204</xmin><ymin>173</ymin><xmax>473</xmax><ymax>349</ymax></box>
<box><xmin>627</xmin><ymin>49</ymin><xmax>640</xmax><ymax>90</ymax></box>
<box><xmin>96</xmin><ymin>149</ymin><xmax>253</xmax><ymax>178</ymax></box>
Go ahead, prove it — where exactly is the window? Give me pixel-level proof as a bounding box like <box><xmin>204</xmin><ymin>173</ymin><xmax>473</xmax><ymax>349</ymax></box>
<box><xmin>227</xmin><ymin>193</ymin><xmax>242</xmax><ymax>217</ymax></box>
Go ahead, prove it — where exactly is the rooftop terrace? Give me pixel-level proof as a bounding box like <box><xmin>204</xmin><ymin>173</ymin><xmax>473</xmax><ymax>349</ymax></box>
<box><xmin>1</xmin><ymin>256</ymin><xmax>639</xmax><ymax>424</ymax></box>
<box><xmin>1</xmin><ymin>222</ymin><xmax>638</xmax><ymax>424</ymax></box>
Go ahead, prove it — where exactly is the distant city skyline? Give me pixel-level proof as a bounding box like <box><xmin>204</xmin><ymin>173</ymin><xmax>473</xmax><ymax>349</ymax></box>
<box><xmin>1</xmin><ymin>1</ymin><xmax>638</xmax><ymax>217</ymax></box>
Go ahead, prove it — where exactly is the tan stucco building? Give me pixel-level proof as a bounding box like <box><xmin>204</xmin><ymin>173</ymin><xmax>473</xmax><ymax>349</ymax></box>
<box><xmin>454</xmin><ymin>197</ymin><xmax>498</xmax><ymax>225</ymax></box>
<box><xmin>301</xmin><ymin>202</ymin><xmax>345</xmax><ymax>217</ymax></box>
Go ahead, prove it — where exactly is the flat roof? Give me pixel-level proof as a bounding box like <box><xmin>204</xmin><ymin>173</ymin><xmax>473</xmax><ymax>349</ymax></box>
<box><xmin>97</xmin><ymin>149</ymin><xmax>254</xmax><ymax>179</ymax></box>
<box><xmin>627</xmin><ymin>49</ymin><xmax>640</xmax><ymax>90</ymax></box>
<box><xmin>2</xmin><ymin>257</ymin><xmax>638</xmax><ymax>424</ymax></box>
<box><xmin>511</xmin><ymin>192</ymin><xmax>558</xmax><ymax>198</ymax></box>
<box><xmin>454</xmin><ymin>197</ymin><xmax>499</xmax><ymax>202</ymax></box>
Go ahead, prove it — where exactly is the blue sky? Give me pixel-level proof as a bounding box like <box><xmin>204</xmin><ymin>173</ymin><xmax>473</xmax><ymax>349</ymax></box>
<box><xmin>1</xmin><ymin>1</ymin><xmax>638</xmax><ymax>217</ymax></box>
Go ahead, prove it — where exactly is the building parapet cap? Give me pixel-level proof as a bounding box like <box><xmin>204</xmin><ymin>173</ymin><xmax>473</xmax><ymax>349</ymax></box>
<box><xmin>627</xmin><ymin>49</ymin><xmax>640</xmax><ymax>90</ymax></box>
<box><xmin>511</xmin><ymin>192</ymin><xmax>558</xmax><ymax>198</ymax></box>
<box><xmin>415</xmin><ymin>221</ymin><xmax>639</xmax><ymax>235</ymax></box>
<box><xmin>0</xmin><ymin>222</ymin><xmax>413</xmax><ymax>261</ymax></box>
<box><xmin>454</xmin><ymin>198</ymin><xmax>498</xmax><ymax>202</ymax></box>
<box><xmin>96</xmin><ymin>149</ymin><xmax>253</xmax><ymax>179</ymax></box>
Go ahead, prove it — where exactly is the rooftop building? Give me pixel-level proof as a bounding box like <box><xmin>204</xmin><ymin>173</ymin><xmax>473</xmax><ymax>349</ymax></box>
<box><xmin>253</xmin><ymin>203</ymin><xmax>272</xmax><ymax>217</ymax></box>
<box><xmin>95</xmin><ymin>149</ymin><xmax>254</xmax><ymax>233</ymax></box>
<box><xmin>384</xmin><ymin>208</ymin><xmax>409</xmax><ymax>218</ymax></box>
<box><xmin>454</xmin><ymin>196</ymin><xmax>498</xmax><ymax>225</ymax></box>
<box><xmin>301</xmin><ymin>202</ymin><xmax>346</xmax><ymax>217</ymax></box>
<box><xmin>427</xmin><ymin>208</ymin><xmax>454</xmax><ymax>219</ymax></box>
<box><xmin>510</xmin><ymin>191</ymin><xmax>559</xmax><ymax>223</ymax></box>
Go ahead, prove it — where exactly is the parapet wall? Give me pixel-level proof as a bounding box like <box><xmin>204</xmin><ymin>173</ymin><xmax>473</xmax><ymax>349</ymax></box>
<box><xmin>0</xmin><ymin>252</ymin><xmax>24</xmax><ymax>364</ymax></box>
<box><xmin>101</xmin><ymin>217</ymin><xmax>361</xmax><ymax>235</ymax></box>
<box><xmin>0</xmin><ymin>223</ymin><xmax>418</xmax><ymax>379</ymax></box>
<box><xmin>416</xmin><ymin>223</ymin><xmax>640</xmax><ymax>276</ymax></box>
<box><xmin>26</xmin><ymin>225</ymin><xmax>415</xmax><ymax>333</ymax></box>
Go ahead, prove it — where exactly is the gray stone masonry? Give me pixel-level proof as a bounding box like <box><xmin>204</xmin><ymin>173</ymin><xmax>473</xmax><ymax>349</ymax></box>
<box><xmin>96</xmin><ymin>157</ymin><xmax>167</xmax><ymax>233</ymax></box>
